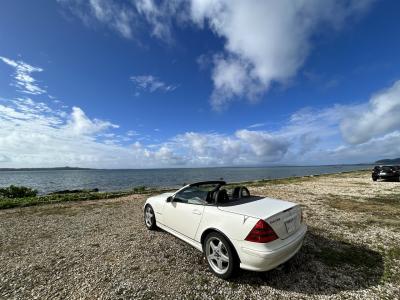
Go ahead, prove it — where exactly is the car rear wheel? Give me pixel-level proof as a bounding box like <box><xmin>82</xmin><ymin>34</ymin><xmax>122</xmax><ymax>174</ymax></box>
<box><xmin>204</xmin><ymin>232</ymin><xmax>237</xmax><ymax>279</ymax></box>
<box><xmin>144</xmin><ymin>205</ymin><xmax>157</xmax><ymax>230</ymax></box>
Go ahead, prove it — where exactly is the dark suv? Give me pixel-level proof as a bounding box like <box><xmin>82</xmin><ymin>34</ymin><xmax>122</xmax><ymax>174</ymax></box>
<box><xmin>372</xmin><ymin>165</ymin><xmax>400</xmax><ymax>181</ymax></box>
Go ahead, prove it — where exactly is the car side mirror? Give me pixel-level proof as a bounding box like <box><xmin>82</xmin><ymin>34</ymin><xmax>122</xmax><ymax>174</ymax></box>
<box><xmin>166</xmin><ymin>196</ymin><xmax>173</xmax><ymax>202</ymax></box>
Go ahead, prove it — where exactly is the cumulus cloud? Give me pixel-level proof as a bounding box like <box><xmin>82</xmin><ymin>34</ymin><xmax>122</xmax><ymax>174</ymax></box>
<box><xmin>188</xmin><ymin>0</ymin><xmax>375</xmax><ymax>109</ymax></box>
<box><xmin>340</xmin><ymin>80</ymin><xmax>400</xmax><ymax>144</ymax></box>
<box><xmin>66</xmin><ymin>106</ymin><xmax>119</xmax><ymax>136</ymax></box>
<box><xmin>0</xmin><ymin>56</ymin><xmax>46</xmax><ymax>95</ymax></box>
<box><xmin>130</xmin><ymin>75</ymin><xmax>177</xmax><ymax>94</ymax></box>
<box><xmin>236</xmin><ymin>130</ymin><xmax>289</xmax><ymax>162</ymax></box>
<box><xmin>172</xmin><ymin>130</ymin><xmax>289</xmax><ymax>166</ymax></box>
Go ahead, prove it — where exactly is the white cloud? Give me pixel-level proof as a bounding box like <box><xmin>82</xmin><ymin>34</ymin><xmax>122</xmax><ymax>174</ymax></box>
<box><xmin>236</xmin><ymin>130</ymin><xmax>289</xmax><ymax>161</ymax></box>
<box><xmin>0</xmin><ymin>154</ymin><xmax>10</xmax><ymax>162</ymax></box>
<box><xmin>66</xmin><ymin>106</ymin><xmax>119</xmax><ymax>136</ymax></box>
<box><xmin>340</xmin><ymin>80</ymin><xmax>400</xmax><ymax>144</ymax></box>
<box><xmin>58</xmin><ymin>0</ymin><xmax>136</xmax><ymax>38</ymax></box>
<box><xmin>58</xmin><ymin>0</ymin><xmax>181</xmax><ymax>41</ymax></box>
<box><xmin>248</xmin><ymin>123</ymin><xmax>265</xmax><ymax>129</ymax></box>
<box><xmin>171</xmin><ymin>130</ymin><xmax>289</xmax><ymax>166</ymax></box>
<box><xmin>126</xmin><ymin>130</ymin><xmax>139</xmax><ymax>137</ymax></box>
<box><xmin>130</xmin><ymin>75</ymin><xmax>177</xmax><ymax>94</ymax></box>
<box><xmin>188</xmin><ymin>0</ymin><xmax>375</xmax><ymax>109</ymax></box>
<box><xmin>304</xmin><ymin>131</ymin><xmax>400</xmax><ymax>165</ymax></box>
<box><xmin>0</xmin><ymin>56</ymin><xmax>46</xmax><ymax>95</ymax></box>
<box><xmin>134</xmin><ymin>0</ymin><xmax>175</xmax><ymax>41</ymax></box>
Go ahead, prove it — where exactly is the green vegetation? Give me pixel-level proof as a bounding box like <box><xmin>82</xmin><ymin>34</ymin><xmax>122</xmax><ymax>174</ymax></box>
<box><xmin>0</xmin><ymin>185</ymin><xmax>38</xmax><ymax>198</ymax></box>
<box><xmin>0</xmin><ymin>185</ymin><xmax>164</xmax><ymax>209</ymax></box>
<box><xmin>326</xmin><ymin>193</ymin><xmax>400</xmax><ymax>216</ymax></box>
<box><xmin>229</xmin><ymin>169</ymin><xmax>370</xmax><ymax>188</ymax></box>
<box><xmin>317</xmin><ymin>244</ymin><xmax>381</xmax><ymax>271</ymax></box>
<box><xmin>227</xmin><ymin>175</ymin><xmax>316</xmax><ymax>188</ymax></box>
<box><xmin>382</xmin><ymin>247</ymin><xmax>400</xmax><ymax>283</ymax></box>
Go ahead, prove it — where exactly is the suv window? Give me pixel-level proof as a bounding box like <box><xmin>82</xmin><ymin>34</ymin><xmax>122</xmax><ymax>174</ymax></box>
<box><xmin>382</xmin><ymin>166</ymin><xmax>393</xmax><ymax>171</ymax></box>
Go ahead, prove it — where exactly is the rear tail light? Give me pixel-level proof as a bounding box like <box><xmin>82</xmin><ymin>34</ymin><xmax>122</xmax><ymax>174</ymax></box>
<box><xmin>245</xmin><ymin>219</ymin><xmax>278</xmax><ymax>243</ymax></box>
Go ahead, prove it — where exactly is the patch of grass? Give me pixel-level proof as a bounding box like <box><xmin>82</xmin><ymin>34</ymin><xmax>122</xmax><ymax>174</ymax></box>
<box><xmin>317</xmin><ymin>244</ymin><xmax>380</xmax><ymax>270</ymax></box>
<box><xmin>0</xmin><ymin>186</ymin><xmax>168</xmax><ymax>210</ymax></box>
<box><xmin>326</xmin><ymin>193</ymin><xmax>400</xmax><ymax>218</ymax></box>
<box><xmin>196</xmin><ymin>275</ymin><xmax>210</xmax><ymax>285</ymax></box>
<box><xmin>382</xmin><ymin>247</ymin><xmax>400</xmax><ymax>283</ymax></box>
<box><xmin>304</xmin><ymin>231</ymin><xmax>384</xmax><ymax>284</ymax></box>
<box><xmin>369</xmin><ymin>194</ymin><xmax>400</xmax><ymax>206</ymax></box>
<box><xmin>230</xmin><ymin>170</ymin><xmax>371</xmax><ymax>188</ymax></box>
<box><xmin>227</xmin><ymin>176</ymin><xmax>316</xmax><ymax>188</ymax></box>
<box><xmin>367</xmin><ymin>218</ymin><xmax>400</xmax><ymax>230</ymax></box>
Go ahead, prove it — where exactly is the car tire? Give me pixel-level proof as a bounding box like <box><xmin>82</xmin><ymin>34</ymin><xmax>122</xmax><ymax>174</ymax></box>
<box><xmin>203</xmin><ymin>232</ymin><xmax>238</xmax><ymax>279</ymax></box>
<box><xmin>144</xmin><ymin>205</ymin><xmax>157</xmax><ymax>230</ymax></box>
<box><xmin>372</xmin><ymin>177</ymin><xmax>377</xmax><ymax>181</ymax></box>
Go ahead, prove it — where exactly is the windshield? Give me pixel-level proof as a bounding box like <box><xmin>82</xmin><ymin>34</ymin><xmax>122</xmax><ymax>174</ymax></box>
<box><xmin>174</xmin><ymin>183</ymin><xmax>223</xmax><ymax>204</ymax></box>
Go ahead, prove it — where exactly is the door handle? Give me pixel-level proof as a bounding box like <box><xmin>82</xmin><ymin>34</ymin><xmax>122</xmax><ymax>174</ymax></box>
<box><xmin>192</xmin><ymin>209</ymin><xmax>202</xmax><ymax>215</ymax></box>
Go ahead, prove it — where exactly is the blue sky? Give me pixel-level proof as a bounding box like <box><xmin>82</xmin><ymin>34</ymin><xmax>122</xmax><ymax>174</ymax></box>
<box><xmin>1</xmin><ymin>0</ymin><xmax>400</xmax><ymax>168</ymax></box>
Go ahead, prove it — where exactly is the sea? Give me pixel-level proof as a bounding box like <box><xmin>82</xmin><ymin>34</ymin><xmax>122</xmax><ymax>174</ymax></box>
<box><xmin>0</xmin><ymin>165</ymin><xmax>372</xmax><ymax>194</ymax></box>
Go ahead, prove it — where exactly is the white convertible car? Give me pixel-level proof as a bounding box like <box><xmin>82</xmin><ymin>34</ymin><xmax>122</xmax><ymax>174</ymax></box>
<box><xmin>144</xmin><ymin>181</ymin><xmax>307</xmax><ymax>279</ymax></box>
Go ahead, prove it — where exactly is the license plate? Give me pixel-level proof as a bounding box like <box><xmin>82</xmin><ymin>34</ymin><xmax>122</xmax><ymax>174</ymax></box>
<box><xmin>285</xmin><ymin>217</ymin><xmax>296</xmax><ymax>234</ymax></box>
<box><xmin>380</xmin><ymin>172</ymin><xmax>386</xmax><ymax>175</ymax></box>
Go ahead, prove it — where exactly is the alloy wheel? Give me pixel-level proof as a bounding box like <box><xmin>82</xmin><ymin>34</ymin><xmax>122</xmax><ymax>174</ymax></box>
<box><xmin>145</xmin><ymin>206</ymin><xmax>154</xmax><ymax>228</ymax></box>
<box><xmin>206</xmin><ymin>237</ymin><xmax>230</xmax><ymax>274</ymax></box>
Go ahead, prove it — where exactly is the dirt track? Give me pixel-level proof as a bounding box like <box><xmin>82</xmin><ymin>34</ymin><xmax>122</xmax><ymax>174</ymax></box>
<box><xmin>1</xmin><ymin>171</ymin><xmax>399</xmax><ymax>299</ymax></box>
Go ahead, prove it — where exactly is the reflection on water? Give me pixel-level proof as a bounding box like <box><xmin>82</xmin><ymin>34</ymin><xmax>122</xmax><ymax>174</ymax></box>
<box><xmin>0</xmin><ymin>165</ymin><xmax>371</xmax><ymax>194</ymax></box>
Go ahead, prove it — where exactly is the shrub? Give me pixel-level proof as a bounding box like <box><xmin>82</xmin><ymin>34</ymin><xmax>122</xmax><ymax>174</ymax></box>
<box><xmin>0</xmin><ymin>185</ymin><xmax>38</xmax><ymax>198</ymax></box>
<box><xmin>133</xmin><ymin>185</ymin><xmax>146</xmax><ymax>193</ymax></box>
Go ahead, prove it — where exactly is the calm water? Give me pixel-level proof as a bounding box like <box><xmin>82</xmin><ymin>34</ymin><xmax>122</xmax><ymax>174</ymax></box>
<box><xmin>0</xmin><ymin>165</ymin><xmax>372</xmax><ymax>194</ymax></box>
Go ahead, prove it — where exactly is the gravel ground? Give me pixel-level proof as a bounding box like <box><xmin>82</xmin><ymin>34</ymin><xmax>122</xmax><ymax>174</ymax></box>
<box><xmin>1</xmin><ymin>171</ymin><xmax>399</xmax><ymax>299</ymax></box>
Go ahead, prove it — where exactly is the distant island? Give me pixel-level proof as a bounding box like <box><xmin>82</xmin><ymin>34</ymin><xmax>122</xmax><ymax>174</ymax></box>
<box><xmin>0</xmin><ymin>167</ymin><xmax>93</xmax><ymax>171</ymax></box>
<box><xmin>375</xmin><ymin>158</ymin><xmax>400</xmax><ymax>164</ymax></box>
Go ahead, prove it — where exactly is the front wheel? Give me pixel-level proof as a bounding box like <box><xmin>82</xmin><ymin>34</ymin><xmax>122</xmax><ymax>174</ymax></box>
<box><xmin>372</xmin><ymin>177</ymin><xmax>377</xmax><ymax>182</ymax></box>
<box><xmin>204</xmin><ymin>232</ymin><xmax>237</xmax><ymax>279</ymax></box>
<box><xmin>144</xmin><ymin>205</ymin><xmax>157</xmax><ymax>230</ymax></box>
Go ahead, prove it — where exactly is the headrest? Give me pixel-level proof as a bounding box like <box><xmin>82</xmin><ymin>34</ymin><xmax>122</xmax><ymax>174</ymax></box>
<box><xmin>214</xmin><ymin>189</ymin><xmax>229</xmax><ymax>204</ymax></box>
<box><xmin>232</xmin><ymin>186</ymin><xmax>251</xmax><ymax>199</ymax></box>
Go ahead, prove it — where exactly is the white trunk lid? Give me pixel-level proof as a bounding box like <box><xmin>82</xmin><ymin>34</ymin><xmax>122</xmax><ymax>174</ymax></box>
<box><xmin>218</xmin><ymin>197</ymin><xmax>301</xmax><ymax>239</ymax></box>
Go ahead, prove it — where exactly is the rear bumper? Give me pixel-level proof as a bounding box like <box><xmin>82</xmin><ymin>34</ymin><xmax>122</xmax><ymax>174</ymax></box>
<box><xmin>373</xmin><ymin>174</ymin><xmax>399</xmax><ymax>179</ymax></box>
<box><xmin>236</xmin><ymin>224</ymin><xmax>307</xmax><ymax>272</ymax></box>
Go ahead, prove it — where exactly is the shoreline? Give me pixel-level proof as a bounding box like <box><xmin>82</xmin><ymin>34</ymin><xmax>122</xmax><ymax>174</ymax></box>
<box><xmin>0</xmin><ymin>163</ymin><xmax>374</xmax><ymax>171</ymax></box>
<box><xmin>0</xmin><ymin>169</ymin><xmax>371</xmax><ymax>210</ymax></box>
<box><xmin>0</xmin><ymin>165</ymin><xmax>373</xmax><ymax>195</ymax></box>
